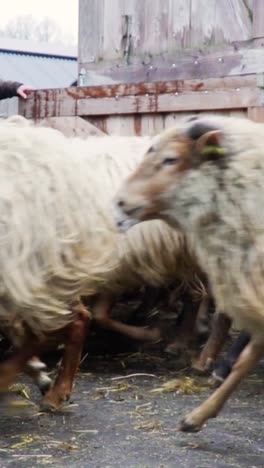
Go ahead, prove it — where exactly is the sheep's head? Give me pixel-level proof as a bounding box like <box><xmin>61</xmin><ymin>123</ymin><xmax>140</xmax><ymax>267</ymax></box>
<box><xmin>114</xmin><ymin>116</ymin><xmax>226</xmax><ymax>231</ymax></box>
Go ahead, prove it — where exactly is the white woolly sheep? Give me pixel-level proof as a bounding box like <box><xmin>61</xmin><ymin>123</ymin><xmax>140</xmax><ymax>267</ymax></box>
<box><xmin>0</xmin><ymin>117</ymin><xmax>213</xmax><ymax>410</ymax></box>
<box><xmin>0</xmin><ymin>119</ymin><xmax>120</xmax><ymax>342</ymax></box>
<box><xmin>114</xmin><ymin>113</ymin><xmax>264</xmax><ymax>432</ymax></box>
<box><xmin>0</xmin><ymin>118</ymin><xmax>146</xmax><ymax>407</ymax></box>
<box><xmin>0</xmin><ymin>118</ymin><xmax>168</xmax><ymax>409</ymax></box>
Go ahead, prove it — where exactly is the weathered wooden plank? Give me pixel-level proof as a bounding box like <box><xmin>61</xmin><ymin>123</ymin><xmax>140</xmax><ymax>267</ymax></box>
<box><xmin>247</xmin><ymin>106</ymin><xmax>264</xmax><ymax>121</ymax></box>
<box><xmin>19</xmin><ymin>75</ymin><xmax>255</xmax><ymax>109</ymax></box>
<box><xmin>167</xmin><ymin>0</ymin><xmax>191</xmax><ymax>51</ymax></box>
<box><xmin>93</xmin><ymin>115</ymin><xmax>139</xmax><ymax>136</ymax></box>
<box><xmin>19</xmin><ymin>75</ymin><xmax>260</xmax><ymax>119</ymax></box>
<box><xmin>78</xmin><ymin>0</ymin><xmax>105</xmax><ymax>65</ymax></box>
<box><xmin>38</xmin><ymin>116</ymin><xmax>107</xmax><ymax>137</ymax></box>
<box><xmin>140</xmin><ymin>114</ymin><xmax>167</xmax><ymax>136</ymax></box>
<box><xmin>88</xmin><ymin>109</ymin><xmax>248</xmax><ymax>136</ymax></box>
<box><xmin>252</xmin><ymin>0</ymin><xmax>264</xmax><ymax>45</ymax></box>
<box><xmin>80</xmin><ymin>46</ymin><xmax>264</xmax><ymax>85</ymax></box>
<box><xmin>77</xmin><ymin>88</ymin><xmax>261</xmax><ymax>115</ymax></box>
<box><xmin>141</xmin><ymin>0</ymin><xmax>169</xmax><ymax>56</ymax></box>
<box><xmin>89</xmin><ymin>114</ymin><xmax>162</xmax><ymax>136</ymax></box>
<box><xmin>163</xmin><ymin>110</ymin><xmax>243</xmax><ymax>130</ymax></box>
<box><xmin>20</xmin><ymin>87</ymin><xmax>261</xmax><ymax>119</ymax></box>
<box><xmin>88</xmin><ymin>114</ymin><xmax>183</xmax><ymax>136</ymax></box>
<box><xmin>190</xmin><ymin>0</ymin><xmax>252</xmax><ymax>47</ymax></box>
<box><xmin>121</xmin><ymin>0</ymin><xmax>145</xmax><ymax>61</ymax></box>
<box><xmin>102</xmin><ymin>0</ymin><xmax>123</xmax><ymax>61</ymax></box>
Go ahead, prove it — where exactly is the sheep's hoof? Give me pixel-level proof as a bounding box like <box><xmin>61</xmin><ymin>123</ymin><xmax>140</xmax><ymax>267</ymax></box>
<box><xmin>192</xmin><ymin>357</ymin><xmax>213</xmax><ymax>375</ymax></box>
<box><xmin>211</xmin><ymin>361</ymin><xmax>231</xmax><ymax>385</ymax></box>
<box><xmin>210</xmin><ymin>370</ymin><xmax>225</xmax><ymax>387</ymax></box>
<box><xmin>179</xmin><ymin>415</ymin><xmax>203</xmax><ymax>433</ymax></box>
<box><xmin>40</xmin><ymin>389</ymin><xmax>70</xmax><ymax>412</ymax></box>
<box><xmin>40</xmin><ymin>401</ymin><xmax>59</xmax><ymax>412</ymax></box>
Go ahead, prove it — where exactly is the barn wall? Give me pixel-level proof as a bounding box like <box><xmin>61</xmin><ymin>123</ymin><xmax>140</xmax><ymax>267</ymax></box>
<box><xmin>78</xmin><ymin>0</ymin><xmax>254</xmax><ymax>85</ymax></box>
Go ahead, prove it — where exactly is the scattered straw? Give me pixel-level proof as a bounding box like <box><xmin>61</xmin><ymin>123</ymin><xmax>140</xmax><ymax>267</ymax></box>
<box><xmin>9</xmin><ymin>383</ymin><xmax>31</xmax><ymax>400</ymax></box>
<box><xmin>149</xmin><ymin>376</ymin><xmax>207</xmax><ymax>395</ymax></box>
<box><xmin>96</xmin><ymin>382</ymin><xmax>132</xmax><ymax>392</ymax></box>
<box><xmin>134</xmin><ymin>419</ymin><xmax>162</xmax><ymax>431</ymax></box>
<box><xmin>92</xmin><ymin>381</ymin><xmax>134</xmax><ymax>400</ymax></box>
<box><xmin>10</xmin><ymin>434</ymin><xmax>41</xmax><ymax>449</ymax></box>
<box><xmin>58</xmin><ymin>441</ymin><xmax>78</xmax><ymax>450</ymax></box>
<box><xmin>111</xmin><ymin>373</ymin><xmax>157</xmax><ymax>381</ymax></box>
<box><xmin>8</xmin><ymin>399</ymin><xmax>36</xmax><ymax>408</ymax></box>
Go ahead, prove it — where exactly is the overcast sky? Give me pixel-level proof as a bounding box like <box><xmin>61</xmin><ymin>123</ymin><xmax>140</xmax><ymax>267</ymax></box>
<box><xmin>0</xmin><ymin>0</ymin><xmax>79</xmax><ymax>42</ymax></box>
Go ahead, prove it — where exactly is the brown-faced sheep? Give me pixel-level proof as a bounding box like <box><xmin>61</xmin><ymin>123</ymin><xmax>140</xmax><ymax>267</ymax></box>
<box><xmin>114</xmin><ymin>114</ymin><xmax>264</xmax><ymax>432</ymax></box>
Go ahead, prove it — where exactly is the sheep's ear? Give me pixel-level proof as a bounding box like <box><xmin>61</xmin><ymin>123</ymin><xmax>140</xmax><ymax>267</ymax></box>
<box><xmin>196</xmin><ymin>130</ymin><xmax>225</xmax><ymax>159</ymax></box>
<box><xmin>187</xmin><ymin>121</ymin><xmax>225</xmax><ymax>159</ymax></box>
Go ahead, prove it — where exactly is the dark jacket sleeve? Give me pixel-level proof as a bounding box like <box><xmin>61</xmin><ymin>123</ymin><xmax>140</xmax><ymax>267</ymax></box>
<box><xmin>0</xmin><ymin>80</ymin><xmax>23</xmax><ymax>100</ymax></box>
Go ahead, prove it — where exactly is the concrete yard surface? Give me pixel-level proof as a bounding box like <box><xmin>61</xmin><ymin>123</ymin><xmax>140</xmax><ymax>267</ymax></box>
<box><xmin>0</xmin><ymin>352</ymin><xmax>263</xmax><ymax>468</ymax></box>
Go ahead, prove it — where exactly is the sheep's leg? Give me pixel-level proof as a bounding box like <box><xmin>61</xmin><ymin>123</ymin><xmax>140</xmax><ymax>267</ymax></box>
<box><xmin>0</xmin><ymin>342</ymin><xmax>40</xmax><ymax>390</ymax></box>
<box><xmin>212</xmin><ymin>331</ymin><xmax>250</xmax><ymax>384</ymax></box>
<box><xmin>192</xmin><ymin>312</ymin><xmax>231</xmax><ymax>373</ymax></box>
<box><xmin>165</xmin><ymin>293</ymin><xmax>201</xmax><ymax>354</ymax></box>
<box><xmin>180</xmin><ymin>337</ymin><xmax>264</xmax><ymax>432</ymax></box>
<box><xmin>25</xmin><ymin>357</ymin><xmax>52</xmax><ymax>395</ymax></box>
<box><xmin>93</xmin><ymin>294</ymin><xmax>160</xmax><ymax>342</ymax></box>
<box><xmin>41</xmin><ymin>300</ymin><xmax>91</xmax><ymax>411</ymax></box>
<box><xmin>195</xmin><ymin>295</ymin><xmax>210</xmax><ymax>336</ymax></box>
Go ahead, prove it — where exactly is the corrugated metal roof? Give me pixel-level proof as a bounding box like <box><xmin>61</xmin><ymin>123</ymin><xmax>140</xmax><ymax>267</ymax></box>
<box><xmin>0</xmin><ymin>38</ymin><xmax>77</xmax><ymax>58</ymax></box>
<box><xmin>0</xmin><ymin>38</ymin><xmax>78</xmax><ymax>89</ymax></box>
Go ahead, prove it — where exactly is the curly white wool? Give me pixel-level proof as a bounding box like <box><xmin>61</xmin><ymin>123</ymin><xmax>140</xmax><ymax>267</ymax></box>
<box><xmin>0</xmin><ymin>118</ymin><xmax>150</xmax><ymax>342</ymax></box>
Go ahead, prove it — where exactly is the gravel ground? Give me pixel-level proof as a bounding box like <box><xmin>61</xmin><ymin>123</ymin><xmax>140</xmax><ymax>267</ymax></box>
<box><xmin>0</xmin><ymin>350</ymin><xmax>263</xmax><ymax>468</ymax></box>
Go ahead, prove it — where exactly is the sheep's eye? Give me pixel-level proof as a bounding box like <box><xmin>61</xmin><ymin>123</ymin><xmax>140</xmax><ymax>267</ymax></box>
<box><xmin>162</xmin><ymin>157</ymin><xmax>179</xmax><ymax>166</ymax></box>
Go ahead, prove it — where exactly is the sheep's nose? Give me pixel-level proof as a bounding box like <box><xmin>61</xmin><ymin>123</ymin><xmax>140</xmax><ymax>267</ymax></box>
<box><xmin>115</xmin><ymin>198</ymin><xmax>139</xmax><ymax>217</ymax></box>
<box><xmin>116</xmin><ymin>199</ymin><xmax>125</xmax><ymax>208</ymax></box>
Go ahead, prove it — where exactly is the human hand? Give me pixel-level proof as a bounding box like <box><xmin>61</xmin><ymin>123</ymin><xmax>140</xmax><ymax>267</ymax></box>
<box><xmin>16</xmin><ymin>84</ymin><xmax>33</xmax><ymax>99</ymax></box>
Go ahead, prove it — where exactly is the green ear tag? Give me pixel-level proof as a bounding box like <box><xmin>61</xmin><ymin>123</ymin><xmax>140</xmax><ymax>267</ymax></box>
<box><xmin>201</xmin><ymin>146</ymin><xmax>226</xmax><ymax>156</ymax></box>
